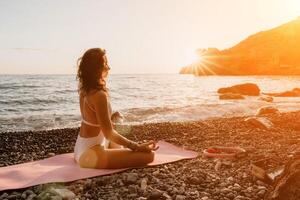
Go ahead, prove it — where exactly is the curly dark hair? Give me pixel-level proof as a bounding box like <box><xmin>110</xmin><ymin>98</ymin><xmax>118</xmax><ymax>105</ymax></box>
<box><xmin>76</xmin><ymin>48</ymin><xmax>109</xmax><ymax>96</ymax></box>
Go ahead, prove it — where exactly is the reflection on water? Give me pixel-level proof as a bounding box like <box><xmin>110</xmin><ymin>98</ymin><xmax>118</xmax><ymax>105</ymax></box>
<box><xmin>0</xmin><ymin>74</ymin><xmax>300</xmax><ymax>132</ymax></box>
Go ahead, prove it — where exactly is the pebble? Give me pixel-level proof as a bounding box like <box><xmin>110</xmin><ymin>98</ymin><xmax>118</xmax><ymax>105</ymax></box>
<box><xmin>227</xmin><ymin>176</ymin><xmax>234</xmax><ymax>182</ymax></box>
<box><xmin>48</xmin><ymin>152</ymin><xmax>56</xmax><ymax>156</ymax></box>
<box><xmin>128</xmin><ymin>185</ymin><xmax>138</xmax><ymax>194</ymax></box>
<box><xmin>26</xmin><ymin>193</ymin><xmax>37</xmax><ymax>200</ymax></box>
<box><xmin>257</xmin><ymin>189</ymin><xmax>266</xmax><ymax>196</ymax></box>
<box><xmin>136</xmin><ymin>197</ymin><xmax>147</xmax><ymax>200</ymax></box>
<box><xmin>123</xmin><ymin>172</ymin><xmax>138</xmax><ymax>184</ymax></box>
<box><xmin>175</xmin><ymin>194</ymin><xmax>186</xmax><ymax>200</ymax></box>
<box><xmin>140</xmin><ymin>178</ymin><xmax>147</xmax><ymax>191</ymax></box>
<box><xmin>221</xmin><ymin>188</ymin><xmax>232</xmax><ymax>194</ymax></box>
<box><xmin>188</xmin><ymin>177</ymin><xmax>201</xmax><ymax>184</ymax></box>
<box><xmin>0</xmin><ymin>193</ymin><xmax>8</xmax><ymax>199</ymax></box>
<box><xmin>152</xmin><ymin>170</ymin><xmax>160</xmax><ymax>176</ymax></box>
<box><xmin>49</xmin><ymin>188</ymin><xmax>74</xmax><ymax>199</ymax></box>
<box><xmin>148</xmin><ymin>189</ymin><xmax>162</xmax><ymax>200</ymax></box>
<box><xmin>2</xmin><ymin>111</ymin><xmax>300</xmax><ymax>200</ymax></box>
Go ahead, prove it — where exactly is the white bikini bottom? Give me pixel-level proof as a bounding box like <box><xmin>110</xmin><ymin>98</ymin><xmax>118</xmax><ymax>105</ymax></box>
<box><xmin>74</xmin><ymin>132</ymin><xmax>109</xmax><ymax>163</ymax></box>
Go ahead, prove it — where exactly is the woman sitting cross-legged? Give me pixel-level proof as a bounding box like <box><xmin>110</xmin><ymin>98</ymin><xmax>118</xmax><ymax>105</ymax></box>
<box><xmin>74</xmin><ymin>48</ymin><xmax>158</xmax><ymax>169</ymax></box>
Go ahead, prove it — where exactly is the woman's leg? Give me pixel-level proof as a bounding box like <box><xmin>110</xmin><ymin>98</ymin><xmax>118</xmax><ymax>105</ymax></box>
<box><xmin>102</xmin><ymin>148</ymin><xmax>155</xmax><ymax>169</ymax></box>
<box><xmin>107</xmin><ymin>140</ymin><xmax>124</xmax><ymax>149</ymax></box>
<box><xmin>78</xmin><ymin>145</ymin><xmax>154</xmax><ymax>169</ymax></box>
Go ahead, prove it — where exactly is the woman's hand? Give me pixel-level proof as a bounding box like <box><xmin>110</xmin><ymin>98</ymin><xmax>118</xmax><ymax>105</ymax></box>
<box><xmin>111</xmin><ymin>111</ymin><xmax>124</xmax><ymax>123</ymax></box>
<box><xmin>135</xmin><ymin>140</ymin><xmax>159</xmax><ymax>153</ymax></box>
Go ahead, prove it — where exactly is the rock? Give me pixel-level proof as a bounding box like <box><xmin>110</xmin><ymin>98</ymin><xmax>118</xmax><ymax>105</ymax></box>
<box><xmin>123</xmin><ymin>172</ymin><xmax>138</xmax><ymax>184</ymax></box>
<box><xmin>264</xmin><ymin>158</ymin><xmax>300</xmax><ymax>200</ymax></box>
<box><xmin>257</xmin><ymin>185</ymin><xmax>267</xmax><ymax>190</ymax></box>
<box><xmin>244</xmin><ymin>117</ymin><xmax>274</xmax><ymax>129</ymax></box>
<box><xmin>20</xmin><ymin>189</ymin><xmax>35</xmax><ymax>199</ymax></box>
<box><xmin>83</xmin><ymin>179</ymin><xmax>93</xmax><ymax>190</ymax></box>
<box><xmin>221</xmin><ymin>188</ymin><xmax>232</xmax><ymax>194</ymax></box>
<box><xmin>187</xmin><ymin>177</ymin><xmax>201</xmax><ymax>184</ymax></box>
<box><xmin>256</xmin><ymin>106</ymin><xmax>279</xmax><ymax>116</ymax></box>
<box><xmin>26</xmin><ymin>193</ymin><xmax>37</xmax><ymax>200</ymax></box>
<box><xmin>257</xmin><ymin>189</ymin><xmax>266</xmax><ymax>197</ymax></box>
<box><xmin>127</xmin><ymin>193</ymin><xmax>138</xmax><ymax>198</ymax></box>
<box><xmin>116</xmin><ymin>179</ymin><xmax>124</xmax><ymax>186</ymax></box>
<box><xmin>214</xmin><ymin>160</ymin><xmax>222</xmax><ymax>171</ymax></box>
<box><xmin>24</xmin><ymin>189</ymin><xmax>34</xmax><ymax>196</ymax></box>
<box><xmin>162</xmin><ymin>192</ymin><xmax>172</xmax><ymax>200</ymax></box>
<box><xmin>219</xmin><ymin>93</ymin><xmax>245</xmax><ymax>100</ymax></box>
<box><xmin>21</xmin><ymin>192</ymin><xmax>27</xmax><ymax>199</ymax></box>
<box><xmin>258</xmin><ymin>96</ymin><xmax>273</xmax><ymax>102</ymax></box>
<box><xmin>178</xmin><ymin>186</ymin><xmax>185</xmax><ymax>195</ymax></box>
<box><xmin>234</xmin><ymin>196</ymin><xmax>244</xmax><ymax>200</ymax></box>
<box><xmin>175</xmin><ymin>195</ymin><xmax>186</xmax><ymax>200</ymax></box>
<box><xmin>140</xmin><ymin>178</ymin><xmax>147</xmax><ymax>191</ymax></box>
<box><xmin>263</xmin><ymin>88</ymin><xmax>300</xmax><ymax>97</ymax></box>
<box><xmin>128</xmin><ymin>185</ymin><xmax>138</xmax><ymax>194</ymax></box>
<box><xmin>227</xmin><ymin>192</ymin><xmax>235</xmax><ymax>200</ymax></box>
<box><xmin>148</xmin><ymin>189</ymin><xmax>162</xmax><ymax>200</ymax></box>
<box><xmin>233</xmin><ymin>187</ymin><xmax>242</xmax><ymax>193</ymax></box>
<box><xmin>48</xmin><ymin>152</ymin><xmax>56</xmax><ymax>156</ymax></box>
<box><xmin>171</xmin><ymin>187</ymin><xmax>179</xmax><ymax>195</ymax></box>
<box><xmin>7</xmin><ymin>194</ymin><xmax>19</xmax><ymax>199</ymax></box>
<box><xmin>227</xmin><ymin>176</ymin><xmax>234</xmax><ymax>182</ymax></box>
<box><xmin>218</xmin><ymin>83</ymin><xmax>260</xmax><ymax>96</ymax></box>
<box><xmin>136</xmin><ymin>197</ymin><xmax>147</xmax><ymax>200</ymax></box>
<box><xmin>0</xmin><ymin>193</ymin><xmax>9</xmax><ymax>199</ymax></box>
<box><xmin>108</xmin><ymin>195</ymin><xmax>118</xmax><ymax>200</ymax></box>
<box><xmin>152</xmin><ymin>169</ymin><xmax>160</xmax><ymax>176</ymax></box>
<box><xmin>50</xmin><ymin>188</ymin><xmax>75</xmax><ymax>200</ymax></box>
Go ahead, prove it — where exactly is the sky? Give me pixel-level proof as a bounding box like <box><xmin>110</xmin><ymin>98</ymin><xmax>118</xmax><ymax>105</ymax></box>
<box><xmin>0</xmin><ymin>0</ymin><xmax>299</xmax><ymax>74</ymax></box>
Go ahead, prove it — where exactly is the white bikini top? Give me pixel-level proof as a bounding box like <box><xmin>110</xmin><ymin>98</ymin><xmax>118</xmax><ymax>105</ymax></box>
<box><xmin>81</xmin><ymin>96</ymin><xmax>112</xmax><ymax>127</ymax></box>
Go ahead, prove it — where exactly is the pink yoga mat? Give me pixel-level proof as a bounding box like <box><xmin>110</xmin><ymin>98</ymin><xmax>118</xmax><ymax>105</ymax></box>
<box><xmin>0</xmin><ymin>141</ymin><xmax>198</xmax><ymax>191</ymax></box>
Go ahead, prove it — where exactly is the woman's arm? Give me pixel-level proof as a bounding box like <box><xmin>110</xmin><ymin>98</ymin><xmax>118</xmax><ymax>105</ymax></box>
<box><xmin>92</xmin><ymin>91</ymin><xmax>138</xmax><ymax>149</ymax></box>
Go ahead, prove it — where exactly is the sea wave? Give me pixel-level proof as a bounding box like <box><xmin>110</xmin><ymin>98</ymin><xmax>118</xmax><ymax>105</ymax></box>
<box><xmin>0</xmin><ymin>84</ymin><xmax>41</xmax><ymax>90</ymax></box>
<box><xmin>0</xmin><ymin>98</ymin><xmax>64</xmax><ymax>105</ymax></box>
<box><xmin>1</xmin><ymin>74</ymin><xmax>300</xmax><ymax>132</ymax></box>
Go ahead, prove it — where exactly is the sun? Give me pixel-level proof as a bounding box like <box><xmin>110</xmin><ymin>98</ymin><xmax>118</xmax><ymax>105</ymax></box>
<box><xmin>182</xmin><ymin>50</ymin><xmax>203</xmax><ymax>66</ymax></box>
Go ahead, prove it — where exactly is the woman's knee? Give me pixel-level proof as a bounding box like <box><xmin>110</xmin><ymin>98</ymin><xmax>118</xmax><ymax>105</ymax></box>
<box><xmin>79</xmin><ymin>147</ymin><xmax>108</xmax><ymax>169</ymax></box>
<box><xmin>143</xmin><ymin>151</ymin><xmax>155</xmax><ymax>164</ymax></box>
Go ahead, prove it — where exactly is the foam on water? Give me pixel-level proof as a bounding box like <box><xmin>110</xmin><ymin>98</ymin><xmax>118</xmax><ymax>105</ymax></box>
<box><xmin>0</xmin><ymin>74</ymin><xmax>300</xmax><ymax>132</ymax></box>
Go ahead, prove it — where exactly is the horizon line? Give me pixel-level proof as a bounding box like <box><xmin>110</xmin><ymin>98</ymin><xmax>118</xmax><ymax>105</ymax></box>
<box><xmin>0</xmin><ymin>72</ymin><xmax>179</xmax><ymax>75</ymax></box>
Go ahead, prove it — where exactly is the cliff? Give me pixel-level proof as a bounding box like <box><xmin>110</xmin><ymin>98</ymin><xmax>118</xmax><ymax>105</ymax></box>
<box><xmin>180</xmin><ymin>18</ymin><xmax>300</xmax><ymax>75</ymax></box>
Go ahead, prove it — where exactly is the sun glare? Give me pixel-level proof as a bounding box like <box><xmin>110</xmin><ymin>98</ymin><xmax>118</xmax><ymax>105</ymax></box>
<box><xmin>182</xmin><ymin>50</ymin><xmax>203</xmax><ymax>66</ymax></box>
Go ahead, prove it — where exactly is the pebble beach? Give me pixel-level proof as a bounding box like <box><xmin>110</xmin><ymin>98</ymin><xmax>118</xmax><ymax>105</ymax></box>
<box><xmin>1</xmin><ymin>111</ymin><xmax>300</xmax><ymax>200</ymax></box>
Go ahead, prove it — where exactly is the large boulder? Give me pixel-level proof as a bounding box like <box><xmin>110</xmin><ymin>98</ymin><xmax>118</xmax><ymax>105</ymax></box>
<box><xmin>245</xmin><ymin>117</ymin><xmax>274</xmax><ymax>129</ymax></box>
<box><xmin>256</xmin><ymin>106</ymin><xmax>279</xmax><ymax>116</ymax></box>
<box><xmin>219</xmin><ymin>93</ymin><xmax>245</xmax><ymax>100</ymax></box>
<box><xmin>263</xmin><ymin>88</ymin><xmax>300</xmax><ymax>97</ymax></box>
<box><xmin>218</xmin><ymin>83</ymin><xmax>260</xmax><ymax>96</ymax></box>
<box><xmin>264</xmin><ymin>157</ymin><xmax>300</xmax><ymax>200</ymax></box>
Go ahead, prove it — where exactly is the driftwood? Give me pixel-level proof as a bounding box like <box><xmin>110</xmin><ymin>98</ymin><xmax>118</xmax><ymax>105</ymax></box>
<box><xmin>264</xmin><ymin>156</ymin><xmax>300</xmax><ymax>200</ymax></box>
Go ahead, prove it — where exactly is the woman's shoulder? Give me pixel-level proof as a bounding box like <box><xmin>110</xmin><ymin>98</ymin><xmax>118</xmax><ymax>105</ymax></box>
<box><xmin>89</xmin><ymin>89</ymin><xmax>109</xmax><ymax>103</ymax></box>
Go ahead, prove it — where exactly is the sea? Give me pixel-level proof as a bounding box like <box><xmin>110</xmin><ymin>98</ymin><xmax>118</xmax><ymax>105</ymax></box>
<box><xmin>1</xmin><ymin>74</ymin><xmax>300</xmax><ymax>133</ymax></box>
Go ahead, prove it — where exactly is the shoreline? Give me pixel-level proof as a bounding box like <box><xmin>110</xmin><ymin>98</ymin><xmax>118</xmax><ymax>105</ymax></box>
<box><xmin>1</xmin><ymin>111</ymin><xmax>300</xmax><ymax>199</ymax></box>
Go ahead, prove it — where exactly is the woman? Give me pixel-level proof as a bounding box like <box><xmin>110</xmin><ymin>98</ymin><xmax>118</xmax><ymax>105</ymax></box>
<box><xmin>74</xmin><ymin>48</ymin><xmax>158</xmax><ymax>169</ymax></box>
